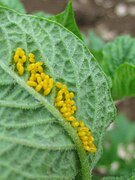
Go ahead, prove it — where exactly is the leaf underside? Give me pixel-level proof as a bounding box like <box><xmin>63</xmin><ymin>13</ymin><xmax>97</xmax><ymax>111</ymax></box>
<box><xmin>0</xmin><ymin>0</ymin><xmax>26</xmax><ymax>13</ymax></box>
<box><xmin>0</xmin><ymin>6</ymin><xmax>115</xmax><ymax>179</ymax></box>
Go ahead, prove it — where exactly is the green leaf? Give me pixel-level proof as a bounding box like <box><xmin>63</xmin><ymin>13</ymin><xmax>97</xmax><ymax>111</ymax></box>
<box><xmin>102</xmin><ymin>177</ymin><xmax>127</xmax><ymax>180</ymax></box>
<box><xmin>40</xmin><ymin>0</ymin><xmax>83</xmax><ymax>40</ymax></box>
<box><xmin>112</xmin><ymin>63</ymin><xmax>135</xmax><ymax>99</ymax></box>
<box><xmin>0</xmin><ymin>6</ymin><xmax>115</xmax><ymax>179</ymax></box>
<box><xmin>100</xmin><ymin>36</ymin><xmax>135</xmax><ymax>100</ymax></box>
<box><xmin>98</xmin><ymin>114</ymin><xmax>135</xmax><ymax>176</ymax></box>
<box><xmin>102</xmin><ymin>36</ymin><xmax>135</xmax><ymax>76</ymax></box>
<box><xmin>87</xmin><ymin>31</ymin><xmax>105</xmax><ymax>52</ymax></box>
<box><xmin>34</xmin><ymin>11</ymin><xmax>51</xmax><ymax>18</ymax></box>
<box><xmin>84</xmin><ymin>31</ymin><xmax>105</xmax><ymax>62</ymax></box>
<box><xmin>33</xmin><ymin>1</ymin><xmax>83</xmax><ymax>40</ymax></box>
<box><xmin>0</xmin><ymin>0</ymin><xmax>26</xmax><ymax>13</ymax></box>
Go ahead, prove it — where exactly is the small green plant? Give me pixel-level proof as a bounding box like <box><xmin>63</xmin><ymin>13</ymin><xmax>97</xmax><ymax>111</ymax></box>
<box><xmin>96</xmin><ymin>114</ymin><xmax>135</xmax><ymax>179</ymax></box>
<box><xmin>86</xmin><ymin>32</ymin><xmax>135</xmax><ymax>100</ymax></box>
<box><xmin>0</xmin><ymin>0</ymin><xmax>134</xmax><ymax>180</ymax></box>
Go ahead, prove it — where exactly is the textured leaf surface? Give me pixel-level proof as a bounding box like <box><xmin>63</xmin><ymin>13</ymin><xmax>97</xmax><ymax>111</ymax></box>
<box><xmin>102</xmin><ymin>36</ymin><xmax>135</xmax><ymax>76</ymax></box>
<box><xmin>112</xmin><ymin>63</ymin><xmax>135</xmax><ymax>99</ymax></box>
<box><xmin>0</xmin><ymin>6</ymin><xmax>115</xmax><ymax>179</ymax></box>
<box><xmin>0</xmin><ymin>0</ymin><xmax>25</xmax><ymax>13</ymax></box>
<box><xmin>100</xmin><ymin>36</ymin><xmax>135</xmax><ymax>100</ymax></box>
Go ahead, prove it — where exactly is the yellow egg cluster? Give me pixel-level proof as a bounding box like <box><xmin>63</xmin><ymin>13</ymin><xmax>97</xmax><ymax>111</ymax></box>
<box><xmin>55</xmin><ymin>82</ymin><xmax>78</xmax><ymax>125</ymax></box>
<box><xmin>55</xmin><ymin>82</ymin><xmax>97</xmax><ymax>153</ymax></box>
<box><xmin>13</xmin><ymin>48</ymin><xmax>27</xmax><ymax>76</ymax></box>
<box><xmin>12</xmin><ymin>47</ymin><xmax>97</xmax><ymax>153</ymax></box>
<box><xmin>27</xmin><ymin>53</ymin><xmax>54</xmax><ymax>95</ymax></box>
<box><xmin>77</xmin><ymin>121</ymin><xmax>97</xmax><ymax>153</ymax></box>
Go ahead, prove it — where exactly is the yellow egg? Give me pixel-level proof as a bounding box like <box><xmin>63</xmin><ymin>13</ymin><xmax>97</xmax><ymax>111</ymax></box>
<box><xmin>45</xmin><ymin>75</ymin><xmax>49</xmax><ymax>80</ymax></box>
<box><xmin>78</xmin><ymin>132</ymin><xmax>86</xmax><ymax>137</ymax></box>
<box><xmin>41</xmin><ymin>73</ymin><xmax>46</xmax><ymax>80</ymax></box>
<box><xmin>36</xmin><ymin>84</ymin><xmax>42</xmax><ymax>92</ymax></box>
<box><xmin>22</xmin><ymin>55</ymin><xmax>27</xmax><ymax>63</ymax></box>
<box><xmin>69</xmin><ymin>92</ymin><xmax>74</xmax><ymax>98</ymax></box>
<box><xmin>56</xmin><ymin>95</ymin><xmax>63</xmax><ymax>102</ymax></box>
<box><xmin>16</xmin><ymin>62</ymin><xmax>22</xmax><ymax>70</ymax></box>
<box><xmin>37</xmin><ymin>76</ymin><xmax>42</xmax><ymax>83</ymax></box>
<box><xmin>18</xmin><ymin>66</ymin><xmax>24</xmax><ymax>76</ymax></box>
<box><xmin>13</xmin><ymin>54</ymin><xmax>19</xmax><ymax>63</ymax></box>
<box><xmin>60</xmin><ymin>107</ymin><xmax>67</xmax><ymax>113</ymax></box>
<box><xmin>56</xmin><ymin>101</ymin><xmax>64</xmax><ymax>107</ymax></box>
<box><xmin>43</xmin><ymin>80</ymin><xmax>48</xmax><ymax>90</ymax></box>
<box><xmin>44</xmin><ymin>88</ymin><xmax>51</xmax><ymax>96</ymax></box>
<box><xmin>28</xmin><ymin>53</ymin><xmax>35</xmax><ymax>58</ymax></box>
<box><xmin>27</xmin><ymin>81</ymin><xmax>37</xmax><ymax>87</ymax></box>
<box><xmin>67</xmin><ymin>116</ymin><xmax>76</xmax><ymax>122</ymax></box>
<box><xmin>71</xmin><ymin>121</ymin><xmax>79</xmax><ymax>127</ymax></box>
<box><xmin>38</xmin><ymin>66</ymin><xmax>43</xmax><ymax>73</ymax></box>
<box><xmin>82</xmin><ymin>141</ymin><xmax>88</xmax><ymax>146</ymax></box>
<box><xmin>29</xmin><ymin>57</ymin><xmax>35</xmax><ymax>63</ymax></box>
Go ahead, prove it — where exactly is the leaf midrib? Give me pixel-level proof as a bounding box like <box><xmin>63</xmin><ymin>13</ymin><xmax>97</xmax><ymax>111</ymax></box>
<box><xmin>0</xmin><ymin>61</ymin><xmax>90</xmax><ymax>180</ymax></box>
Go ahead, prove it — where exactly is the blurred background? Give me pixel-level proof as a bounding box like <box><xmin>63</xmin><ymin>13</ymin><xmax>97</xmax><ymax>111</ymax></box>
<box><xmin>21</xmin><ymin>0</ymin><xmax>135</xmax><ymax>179</ymax></box>
<box><xmin>21</xmin><ymin>0</ymin><xmax>135</xmax><ymax>40</ymax></box>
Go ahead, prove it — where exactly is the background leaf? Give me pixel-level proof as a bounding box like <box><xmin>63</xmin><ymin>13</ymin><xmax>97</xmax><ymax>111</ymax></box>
<box><xmin>101</xmin><ymin>36</ymin><xmax>135</xmax><ymax>76</ymax></box>
<box><xmin>101</xmin><ymin>177</ymin><xmax>128</xmax><ymax>180</ymax></box>
<box><xmin>90</xmin><ymin>35</ymin><xmax>135</xmax><ymax>100</ymax></box>
<box><xmin>84</xmin><ymin>31</ymin><xmax>105</xmax><ymax>62</ymax></box>
<box><xmin>96</xmin><ymin>114</ymin><xmax>135</xmax><ymax>178</ymax></box>
<box><xmin>34</xmin><ymin>11</ymin><xmax>51</xmax><ymax>18</ymax></box>
<box><xmin>112</xmin><ymin>63</ymin><xmax>135</xmax><ymax>99</ymax></box>
<box><xmin>0</xmin><ymin>6</ymin><xmax>115</xmax><ymax>179</ymax></box>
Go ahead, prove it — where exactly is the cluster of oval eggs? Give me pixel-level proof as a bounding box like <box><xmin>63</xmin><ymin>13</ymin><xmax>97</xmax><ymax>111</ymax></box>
<box><xmin>77</xmin><ymin>121</ymin><xmax>97</xmax><ymax>153</ymax></box>
<box><xmin>13</xmin><ymin>47</ymin><xmax>96</xmax><ymax>153</ymax></box>
<box><xmin>13</xmin><ymin>48</ymin><xmax>27</xmax><ymax>75</ymax></box>
<box><xmin>55</xmin><ymin>82</ymin><xmax>97</xmax><ymax>153</ymax></box>
<box><xmin>27</xmin><ymin>53</ymin><xmax>54</xmax><ymax>96</ymax></box>
<box><xmin>55</xmin><ymin>82</ymin><xmax>78</xmax><ymax>126</ymax></box>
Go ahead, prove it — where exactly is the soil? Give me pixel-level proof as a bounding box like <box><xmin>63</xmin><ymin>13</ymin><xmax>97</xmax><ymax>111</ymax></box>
<box><xmin>21</xmin><ymin>0</ymin><xmax>135</xmax><ymax>119</ymax></box>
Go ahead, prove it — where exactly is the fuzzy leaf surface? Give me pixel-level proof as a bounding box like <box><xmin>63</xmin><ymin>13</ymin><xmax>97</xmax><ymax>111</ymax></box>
<box><xmin>0</xmin><ymin>6</ymin><xmax>115</xmax><ymax>179</ymax></box>
<box><xmin>0</xmin><ymin>0</ymin><xmax>25</xmax><ymax>13</ymax></box>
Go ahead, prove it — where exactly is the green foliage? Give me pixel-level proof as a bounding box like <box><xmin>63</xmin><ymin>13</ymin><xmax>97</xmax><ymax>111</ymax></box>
<box><xmin>0</xmin><ymin>0</ymin><xmax>82</xmax><ymax>41</ymax></box>
<box><xmin>0</xmin><ymin>6</ymin><xmax>115</xmax><ymax>179</ymax></box>
<box><xmin>85</xmin><ymin>31</ymin><xmax>105</xmax><ymax>61</ymax></box>
<box><xmin>97</xmin><ymin>114</ymin><xmax>135</xmax><ymax>177</ymax></box>
<box><xmin>34</xmin><ymin>0</ymin><xmax>83</xmax><ymax>40</ymax></box>
<box><xmin>49</xmin><ymin>0</ymin><xmax>83</xmax><ymax>40</ymax></box>
<box><xmin>101</xmin><ymin>36</ymin><xmax>135</xmax><ymax>100</ymax></box>
<box><xmin>0</xmin><ymin>0</ymin><xmax>25</xmax><ymax>13</ymax></box>
<box><xmin>101</xmin><ymin>36</ymin><xmax>135</xmax><ymax>76</ymax></box>
<box><xmin>101</xmin><ymin>177</ymin><xmax>128</xmax><ymax>180</ymax></box>
<box><xmin>87</xmin><ymin>34</ymin><xmax>135</xmax><ymax>100</ymax></box>
<box><xmin>34</xmin><ymin>11</ymin><xmax>51</xmax><ymax>18</ymax></box>
<box><xmin>112</xmin><ymin>63</ymin><xmax>135</xmax><ymax>99</ymax></box>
